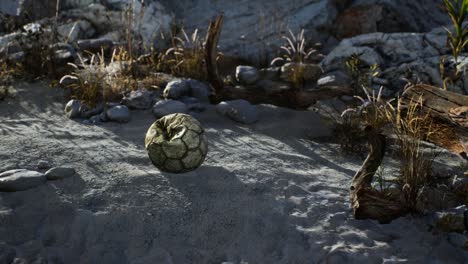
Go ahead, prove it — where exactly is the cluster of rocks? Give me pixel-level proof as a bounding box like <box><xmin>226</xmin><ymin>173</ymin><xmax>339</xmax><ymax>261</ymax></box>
<box><xmin>0</xmin><ymin>161</ymin><xmax>76</xmax><ymax>192</ymax></box>
<box><xmin>0</xmin><ymin>0</ymin><xmax>172</xmax><ymax>70</ymax></box>
<box><xmin>65</xmin><ymin>78</ymin><xmax>260</xmax><ymax>125</ymax></box>
<box><xmin>321</xmin><ymin>25</ymin><xmax>468</xmax><ymax>95</ymax></box>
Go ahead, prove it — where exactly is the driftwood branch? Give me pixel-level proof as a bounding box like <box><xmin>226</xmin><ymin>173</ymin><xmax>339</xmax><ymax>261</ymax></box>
<box><xmin>205</xmin><ymin>14</ymin><xmax>225</xmax><ymax>103</ymax></box>
<box><xmin>350</xmin><ymin>127</ymin><xmax>407</xmax><ymax>223</ymax></box>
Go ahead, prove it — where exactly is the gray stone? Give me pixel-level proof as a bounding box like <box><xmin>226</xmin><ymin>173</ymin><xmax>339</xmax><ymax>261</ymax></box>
<box><xmin>106</xmin><ymin>105</ymin><xmax>131</xmax><ymax>123</ymax></box>
<box><xmin>45</xmin><ymin>166</ymin><xmax>76</xmax><ymax>180</ymax></box>
<box><xmin>256</xmin><ymin>80</ymin><xmax>292</xmax><ymax>93</ymax></box>
<box><xmin>216</xmin><ymin>99</ymin><xmax>258</xmax><ymax>124</ymax></box>
<box><xmin>0</xmin><ymin>169</ymin><xmax>46</xmax><ymax>192</ymax></box>
<box><xmin>180</xmin><ymin>97</ymin><xmax>206</xmax><ymax>112</ymax></box>
<box><xmin>163</xmin><ymin>79</ymin><xmax>190</xmax><ymax>100</ymax></box>
<box><xmin>152</xmin><ymin>99</ymin><xmax>188</xmax><ymax>118</ymax></box>
<box><xmin>280</xmin><ymin>63</ymin><xmax>323</xmax><ymax>83</ymax></box>
<box><xmin>99</xmin><ymin>111</ymin><xmax>108</xmax><ymax>122</ymax></box>
<box><xmin>37</xmin><ymin>160</ymin><xmax>51</xmax><ymax>170</ymax></box>
<box><xmin>89</xmin><ymin>114</ymin><xmax>103</xmax><ymax>125</ymax></box>
<box><xmin>164</xmin><ymin>79</ymin><xmax>211</xmax><ymax>102</ymax></box>
<box><xmin>0</xmin><ymin>0</ymin><xmax>56</xmax><ymax>20</ymax></box>
<box><xmin>317</xmin><ymin>71</ymin><xmax>350</xmax><ymax>87</ymax></box>
<box><xmin>63</xmin><ymin>2</ymin><xmax>172</xmax><ymax>48</ymax></box>
<box><xmin>122</xmin><ymin>89</ymin><xmax>155</xmax><ymax>110</ymax></box>
<box><xmin>186</xmin><ymin>79</ymin><xmax>211</xmax><ymax>102</ymax></box>
<box><xmin>259</xmin><ymin>67</ymin><xmax>281</xmax><ymax>81</ymax></box>
<box><xmin>76</xmin><ymin>38</ymin><xmax>113</xmax><ymax>53</ymax></box>
<box><xmin>163</xmin><ymin>0</ymin><xmax>447</xmax><ymax>62</ymax></box>
<box><xmin>57</xmin><ymin>20</ymin><xmax>95</xmax><ymax>43</ymax></box>
<box><xmin>65</xmin><ymin>99</ymin><xmax>82</xmax><ymax>119</ymax></box>
<box><xmin>80</xmin><ymin>103</ymin><xmax>104</xmax><ymax>118</ymax></box>
<box><xmin>236</xmin><ymin>66</ymin><xmax>259</xmax><ymax>85</ymax></box>
<box><xmin>23</xmin><ymin>22</ymin><xmax>41</xmax><ymax>34</ymax></box>
<box><xmin>320</xmin><ymin>28</ymin><xmax>456</xmax><ymax>93</ymax></box>
<box><xmin>7</xmin><ymin>51</ymin><xmax>24</xmax><ymax>63</ymax></box>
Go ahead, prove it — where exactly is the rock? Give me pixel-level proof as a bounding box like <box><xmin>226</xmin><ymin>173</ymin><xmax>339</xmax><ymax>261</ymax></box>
<box><xmin>76</xmin><ymin>38</ymin><xmax>113</xmax><ymax>53</ymax></box>
<box><xmin>259</xmin><ymin>67</ymin><xmax>281</xmax><ymax>81</ymax></box>
<box><xmin>453</xmin><ymin>178</ymin><xmax>468</xmax><ymax>204</ymax></box>
<box><xmin>54</xmin><ymin>49</ymin><xmax>75</xmax><ymax>65</ymax></box>
<box><xmin>0</xmin><ymin>0</ymin><xmax>56</xmax><ymax>20</ymax></box>
<box><xmin>80</xmin><ymin>103</ymin><xmax>104</xmax><ymax>118</ymax></box>
<box><xmin>89</xmin><ymin>114</ymin><xmax>103</xmax><ymax>125</ymax></box>
<box><xmin>99</xmin><ymin>111</ymin><xmax>108</xmax><ymax>122</ymax></box>
<box><xmin>0</xmin><ymin>32</ymin><xmax>23</xmax><ymax>56</ymax></box>
<box><xmin>22</xmin><ymin>22</ymin><xmax>41</xmax><ymax>34</ymax></box>
<box><xmin>57</xmin><ymin>20</ymin><xmax>95</xmax><ymax>43</ymax></box>
<box><xmin>256</xmin><ymin>80</ymin><xmax>292</xmax><ymax>93</ymax></box>
<box><xmin>0</xmin><ymin>169</ymin><xmax>46</xmax><ymax>192</ymax></box>
<box><xmin>164</xmin><ymin>79</ymin><xmax>211</xmax><ymax>102</ymax></box>
<box><xmin>45</xmin><ymin>166</ymin><xmax>76</xmax><ymax>180</ymax></box>
<box><xmin>186</xmin><ymin>79</ymin><xmax>211</xmax><ymax>102</ymax></box>
<box><xmin>280</xmin><ymin>63</ymin><xmax>323</xmax><ymax>83</ymax></box>
<box><xmin>106</xmin><ymin>105</ymin><xmax>131</xmax><ymax>123</ymax></box>
<box><xmin>321</xmin><ymin>28</ymin><xmax>452</xmax><ymax>93</ymax></box>
<box><xmin>7</xmin><ymin>51</ymin><xmax>24</xmax><ymax>63</ymax></box>
<box><xmin>145</xmin><ymin>113</ymin><xmax>208</xmax><ymax>173</ymax></box>
<box><xmin>153</xmin><ymin>99</ymin><xmax>188</xmax><ymax>118</ymax></box>
<box><xmin>64</xmin><ymin>99</ymin><xmax>82</xmax><ymax>119</ymax></box>
<box><xmin>121</xmin><ymin>89</ymin><xmax>155</xmax><ymax>110</ymax></box>
<box><xmin>163</xmin><ymin>0</ymin><xmax>447</xmax><ymax>62</ymax></box>
<box><xmin>317</xmin><ymin>70</ymin><xmax>351</xmax><ymax>87</ymax></box>
<box><xmin>163</xmin><ymin>79</ymin><xmax>190</xmax><ymax>100</ymax></box>
<box><xmin>236</xmin><ymin>66</ymin><xmax>259</xmax><ymax>85</ymax></box>
<box><xmin>180</xmin><ymin>97</ymin><xmax>206</xmax><ymax>112</ymax></box>
<box><xmin>37</xmin><ymin>160</ymin><xmax>51</xmax><ymax>170</ymax></box>
<box><xmin>216</xmin><ymin>99</ymin><xmax>258</xmax><ymax>124</ymax></box>
<box><xmin>63</xmin><ymin>2</ymin><xmax>172</xmax><ymax>49</ymax></box>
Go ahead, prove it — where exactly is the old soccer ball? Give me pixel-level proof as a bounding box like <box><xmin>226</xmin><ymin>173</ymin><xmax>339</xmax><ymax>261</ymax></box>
<box><xmin>145</xmin><ymin>113</ymin><xmax>208</xmax><ymax>173</ymax></box>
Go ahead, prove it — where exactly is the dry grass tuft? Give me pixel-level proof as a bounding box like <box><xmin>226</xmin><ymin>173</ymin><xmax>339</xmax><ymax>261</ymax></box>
<box><xmin>60</xmin><ymin>49</ymin><xmax>134</xmax><ymax>106</ymax></box>
<box><xmin>270</xmin><ymin>28</ymin><xmax>320</xmax><ymax>66</ymax></box>
<box><xmin>158</xmin><ymin>28</ymin><xmax>207</xmax><ymax>80</ymax></box>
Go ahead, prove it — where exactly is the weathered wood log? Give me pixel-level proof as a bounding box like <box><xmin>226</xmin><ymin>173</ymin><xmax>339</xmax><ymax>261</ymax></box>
<box><xmin>350</xmin><ymin>126</ymin><xmax>407</xmax><ymax>223</ymax></box>
<box><xmin>220</xmin><ymin>84</ymin><xmax>353</xmax><ymax>110</ymax></box>
<box><xmin>401</xmin><ymin>84</ymin><xmax>468</xmax><ymax>159</ymax></box>
<box><xmin>205</xmin><ymin>14</ymin><xmax>225</xmax><ymax>103</ymax></box>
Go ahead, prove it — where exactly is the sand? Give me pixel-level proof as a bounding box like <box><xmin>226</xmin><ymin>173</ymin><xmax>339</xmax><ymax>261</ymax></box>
<box><xmin>0</xmin><ymin>81</ymin><xmax>466</xmax><ymax>263</ymax></box>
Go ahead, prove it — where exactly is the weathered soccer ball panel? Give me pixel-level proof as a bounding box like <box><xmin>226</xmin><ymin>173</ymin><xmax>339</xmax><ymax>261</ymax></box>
<box><xmin>145</xmin><ymin>113</ymin><xmax>208</xmax><ymax>173</ymax></box>
<box><xmin>199</xmin><ymin>136</ymin><xmax>208</xmax><ymax>154</ymax></box>
<box><xmin>162</xmin><ymin>138</ymin><xmax>187</xmax><ymax>159</ymax></box>
<box><xmin>182</xmin><ymin>149</ymin><xmax>203</xmax><ymax>169</ymax></box>
<box><xmin>147</xmin><ymin>144</ymin><xmax>166</xmax><ymax>167</ymax></box>
<box><xmin>164</xmin><ymin>159</ymin><xmax>184</xmax><ymax>172</ymax></box>
<box><xmin>182</xmin><ymin>129</ymin><xmax>201</xmax><ymax>150</ymax></box>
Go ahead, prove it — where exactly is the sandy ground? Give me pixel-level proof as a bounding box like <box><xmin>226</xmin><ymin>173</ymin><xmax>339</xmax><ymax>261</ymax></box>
<box><xmin>0</xmin><ymin>81</ymin><xmax>466</xmax><ymax>264</ymax></box>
